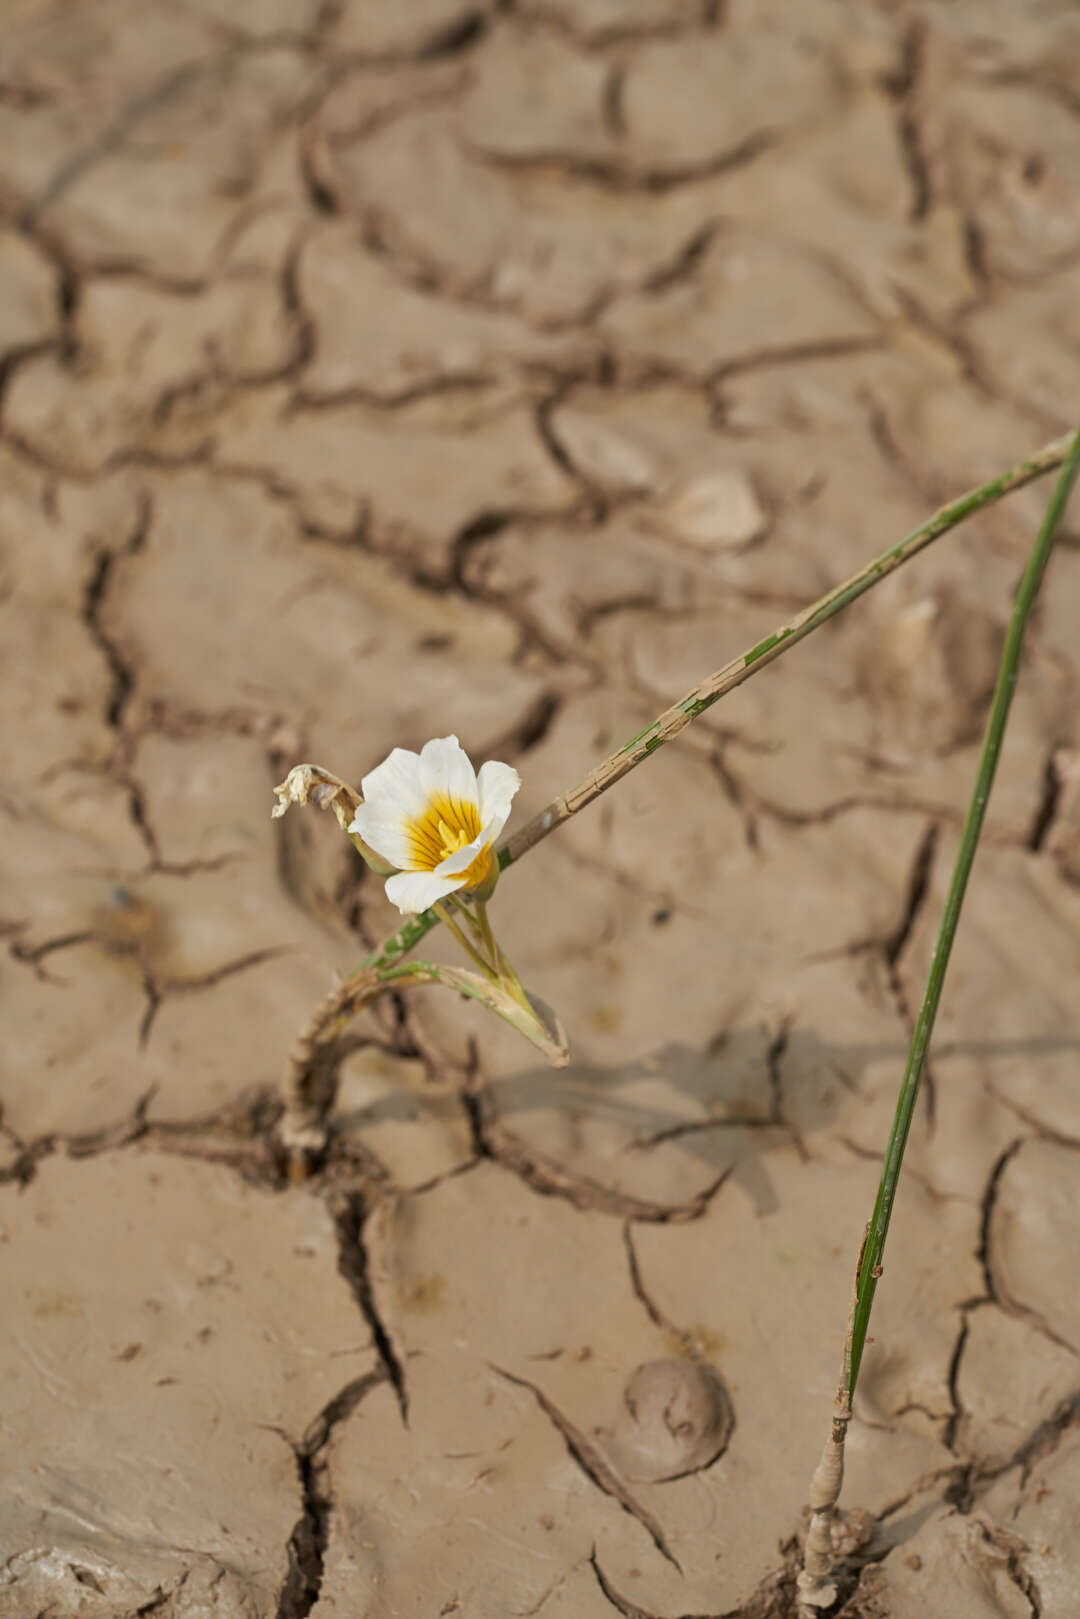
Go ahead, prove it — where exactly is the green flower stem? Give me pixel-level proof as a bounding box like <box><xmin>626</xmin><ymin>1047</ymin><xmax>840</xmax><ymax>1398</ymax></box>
<box><xmin>364</xmin><ymin>431</ymin><xmax>1071</xmax><ymax>972</ymax></box>
<box><xmin>432</xmin><ymin>899</ymin><xmax>494</xmax><ymax>981</ymax></box>
<box><xmin>798</xmin><ymin>420</ymin><xmax>1080</xmax><ymax>1612</ymax></box>
<box><xmin>474</xmin><ymin>897</ymin><xmax>501</xmax><ymax>977</ymax></box>
<box><xmin>846</xmin><ymin>418</ymin><xmax>1080</xmax><ymax>1398</ymax></box>
<box><xmin>450</xmin><ymin>893</ymin><xmax>486</xmax><ymax>945</ymax></box>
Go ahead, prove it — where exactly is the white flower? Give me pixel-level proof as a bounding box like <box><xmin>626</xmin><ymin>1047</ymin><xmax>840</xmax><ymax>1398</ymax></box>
<box><xmin>349</xmin><ymin>735</ymin><xmax>521</xmax><ymax>915</ymax></box>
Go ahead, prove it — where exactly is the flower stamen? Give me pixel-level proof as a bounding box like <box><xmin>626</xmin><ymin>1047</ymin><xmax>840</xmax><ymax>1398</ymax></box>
<box><xmin>407</xmin><ymin>793</ymin><xmax>486</xmax><ymax>873</ymax></box>
<box><xmin>437</xmin><ymin>819</ymin><xmax>470</xmax><ymax>856</ymax></box>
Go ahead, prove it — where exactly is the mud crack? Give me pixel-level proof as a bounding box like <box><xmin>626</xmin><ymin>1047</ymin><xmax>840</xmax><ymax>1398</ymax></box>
<box><xmin>276</xmin><ymin>1367</ymin><xmax>386</xmax><ymax>1619</ymax></box>
<box><xmin>477</xmin><ymin>689</ymin><xmax>564</xmax><ymax>761</ymax></box>
<box><xmin>493</xmin><ymin>1365</ymin><xmax>681</xmax><ymax>1572</ymax></box>
<box><xmin>974</xmin><ymin>1517</ymin><xmax>1042</xmax><ymax>1619</ymax></box>
<box><xmin>0</xmin><ymin>1127</ymin><xmax>57</xmax><ymax>1189</ymax></box>
<box><xmin>1009</xmin><ymin>1387</ymin><xmax>1080</xmax><ymax>1490</ymax></box>
<box><xmin>883</xmin><ymin>821</ymin><xmax>938</xmax><ymax>973</ymax></box>
<box><xmin>1027</xmin><ymin>748</ymin><xmax>1064</xmax><ymax>854</ymax></box>
<box><xmin>623</xmin><ymin>1221</ymin><xmax>694</xmax><ymax>1359</ymax></box>
<box><xmin>882</xmin><ymin>16</ymin><xmax>933</xmax><ymax>223</ymax></box>
<box><xmin>81</xmin><ymin>489</ymin><xmax>153</xmax><ymax>735</ymax></box>
<box><xmin>883</xmin><ymin>820</ymin><xmax>940</xmax><ymax>1125</ymax></box>
<box><xmin>463</xmin><ymin>1085</ymin><xmax>732</xmax><ymax>1222</ymax></box>
<box><xmin>942</xmin><ymin>1302</ymin><xmax>976</xmax><ymax>1454</ymax></box>
<box><xmin>137</xmin><ymin>945</ymin><xmax>294</xmax><ymax>1049</ymax></box>
<box><xmin>25</xmin><ymin>58</ymin><xmax>214</xmax><ymax>225</ymax></box>
<box><xmin>519</xmin><ymin>3</ymin><xmax>704</xmax><ymax>51</ymax></box>
<box><xmin>977</xmin><ymin>1138</ymin><xmax>1077</xmax><ymax>1356</ymax></box>
<box><xmin>329</xmin><ymin>1190</ymin><xmax>408</xmax><ymax>1420</ymax></box>
<box><xmin>589</xmin><ymin>1537</ymin><xmax>801</xmax><ymax>1619</ymax></box>
<box><xmin>466</xmin><ymin>129</ymin><xmax>775</xmax><ymax>196</ymax></box>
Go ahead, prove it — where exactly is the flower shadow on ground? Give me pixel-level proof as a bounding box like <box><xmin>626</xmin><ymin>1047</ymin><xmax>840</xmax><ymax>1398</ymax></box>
<box><xmin>333</xmin><ymin>1027</ymin><xmax>1080</xmax><ymax>1215</ymax></box>
<box><xmin>480</xmin><ymin>1029</ymin><xmax>898</xmax><ymax>1214</ymax></box>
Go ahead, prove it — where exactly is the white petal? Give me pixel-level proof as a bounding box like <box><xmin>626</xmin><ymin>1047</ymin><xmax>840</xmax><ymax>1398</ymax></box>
<box><xmin>360</xmin><ymin>746</ymin><xmax>429</xmax><ymax>821</ymax></box>
<box><xmin>385</xmin><ymin>868</ymin><xmax>464</xmax><ymax>914</ymax></box>
<box><xmin>435</xmin><ymin>832</ymin><xmax>490</xmax><ymax>879</ymax></box>
<box><xmin>418</xmin><ymin>735</ymin><xmax>479</xmax><ymax>820</ymax></box>
<box><xmin>476</xmin><ymin>759</ymin><xmax>521</xmax><ymax>841</ymax></box>
<box><xmin>347</xmin><ymin>812</ymin><xmax>414</xmax><ymax>871</ymax></box>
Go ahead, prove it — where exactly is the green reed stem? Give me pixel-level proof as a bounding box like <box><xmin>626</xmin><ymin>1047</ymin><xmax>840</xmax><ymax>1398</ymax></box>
<box><xmin>432</xmin><ymin>899</ymin><xmax>493</xmax><ymax>981</ymax></box>
<box><xmin>364</xmin><ymin>431</ymin><xmax>1072</xmax><ymax>972</ymax></box>
<box><xmin>846</xmin><ymin>419</ymin><xmax>1080</xmax><ymax>1398</ymax></box>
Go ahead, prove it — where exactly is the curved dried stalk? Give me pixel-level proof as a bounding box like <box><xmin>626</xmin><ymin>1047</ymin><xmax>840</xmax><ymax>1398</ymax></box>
<box><xmin>278</xmin><ymin>959</ymin><xmax>568</xmax><ymax>1170</ymax></box>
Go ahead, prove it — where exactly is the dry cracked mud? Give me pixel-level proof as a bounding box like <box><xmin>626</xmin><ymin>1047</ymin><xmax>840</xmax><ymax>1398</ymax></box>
<box><xmin>2</xmin><ymin>2</ymin><xmax>1080</xmax><ymax>1616</ymax></box>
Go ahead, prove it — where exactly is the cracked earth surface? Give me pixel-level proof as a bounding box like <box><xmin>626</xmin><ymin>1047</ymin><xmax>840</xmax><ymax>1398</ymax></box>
<box><xmin>2</xmin><ymin>2</ymin><xmax>1080</xmax><ymax>1615</ymax></box>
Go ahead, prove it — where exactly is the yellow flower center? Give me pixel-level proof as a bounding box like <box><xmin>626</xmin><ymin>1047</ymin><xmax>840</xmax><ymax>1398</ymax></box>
<box><xmin>405</xmin><ymin>793</ymin><xmax>494</xmax><ymax>890</ymax></box>
<box><xmin>436</xmin><ymin>818</ymin><xmax>472</xmax><ymax>856</ymax></box>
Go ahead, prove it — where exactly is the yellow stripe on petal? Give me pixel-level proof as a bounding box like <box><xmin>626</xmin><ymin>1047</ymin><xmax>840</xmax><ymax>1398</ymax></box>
<box><xmin>405</xmin><ymin>793</ymin><xmax>484</xmax><ymax>872</ymax></box>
